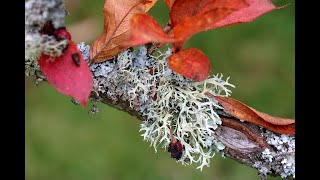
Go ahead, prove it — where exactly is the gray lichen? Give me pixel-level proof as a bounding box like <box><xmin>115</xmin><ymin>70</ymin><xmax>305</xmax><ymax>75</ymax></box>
<box><xmin>25</xmin><ymin>0</ymin><xmax>68</xmax><ymax>77</ymax></box>
<box><xmin>25</xmin><ymin>0</ymin><xmax>65</xmax><ymax>29</ymax></box>
<box><xmin>81</xmin><ymin>43</ymin><xmax>235</xmax><ymax>170</ymax></box>
<box><xmin>254</xmin><ymin>130</ymin><xmax>295</xmax><ymax>179</ymax></box>
<box><xmin>77</xmin><ymin>42</ymin><xmax>91</xmax><ymax>63</ymax></box>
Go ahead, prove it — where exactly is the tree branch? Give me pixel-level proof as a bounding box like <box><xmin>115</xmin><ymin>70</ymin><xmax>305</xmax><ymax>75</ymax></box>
<box><xmin>91</xmin><ymin>85</ymin><xmax>295</xmax><ymax>180</ymax></box>
<box><xmin>25</xmin><ymin>0</ymin><xmax>295</xmax><ymax>179</ymax></box>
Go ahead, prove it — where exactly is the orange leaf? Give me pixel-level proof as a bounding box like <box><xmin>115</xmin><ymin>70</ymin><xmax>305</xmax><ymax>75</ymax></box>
<box><xmin>212</xmin><ymin>0</ymin><xmax>284</xmax><ymax>29</ymax></box>
<box><xmin>205</xmin><ymin>93</ymin><xmax>295</xmax><ymax>134</ymax></box>
<box><xmin>170</xmin><ymin>0</ymin><xmax>245</xmax><ymax>27</ymax></box>
<box><xmin>170</xmin><ymin>0</ymin><xmax>247</xmax><ymax>47</ymax></box>
<box><xmin>90</xmin><ymin>0</ymin><xmax>157</xmax><ymax>63</ymax></box>
<box><xmin>168</xmin><ymin>48</ymin><xmax>210</xmax><ymax>82</ymax></box>
<box><xmin>124</xmin><ymin>13</ymin><xmax>179</xmax><ymax>47</ymax></box>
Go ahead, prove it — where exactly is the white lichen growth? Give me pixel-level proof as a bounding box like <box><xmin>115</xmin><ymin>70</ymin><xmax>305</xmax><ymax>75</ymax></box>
<box><xmin>25</xmin><ymin>0</ymin><xmax>65</xmax><ymax>29</ymax></box>
<box><xmin>84</xmin><ymin>43</ymin><xmax>235</xmax><ymax>171</ymax></box>
<box><xmin>77</xmin><ymin>42</ymin><xmax>91</xmax><ymax>63</ymax></box>
<box><xmin>140</xmin><ymin>55</ymin><xmax>233</xmax><ymax>170</ymax></box>
<box><xmin>25</xmin><ymin>0</ymin><xmax>68</xmax><ymax>76</ymax></box>
<box><xmin>254</xmin><ymin>131</ymin><xmax>295</xmax><ymax>179</ymax></box>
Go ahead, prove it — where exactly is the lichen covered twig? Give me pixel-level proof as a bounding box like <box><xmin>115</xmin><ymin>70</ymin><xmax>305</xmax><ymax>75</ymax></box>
<box><xmin>25</xmin><ymin>0</ymin><xmax>295</xmax><ymax>179</ymax></box>
<box><xmin>25</xmin><ymin>0</ymin><xmax>68</xmax><ymax>83</ymax></box>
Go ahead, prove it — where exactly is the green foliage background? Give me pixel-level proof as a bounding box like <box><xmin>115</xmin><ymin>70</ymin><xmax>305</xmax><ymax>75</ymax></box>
<box><xmin>25</xmin><ymin>0</ymin><xmax>294</xmax><ymax>179</ymax></box>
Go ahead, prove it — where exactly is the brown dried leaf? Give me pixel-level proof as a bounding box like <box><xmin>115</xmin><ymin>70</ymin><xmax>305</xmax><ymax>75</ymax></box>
<box><xmin>90</xmin><ymin>0</ymin><xmax>156</xmax><ymax>63</ymax></box>
<box><xmin>205</xmin><ymin>92</ymin><xmax>295</xmax><ymax>134</ymax></box>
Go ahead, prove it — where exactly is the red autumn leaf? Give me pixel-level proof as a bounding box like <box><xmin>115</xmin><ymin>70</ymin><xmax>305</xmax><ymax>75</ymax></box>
<box><xmin>205</xmin><ymin>93</ymin><xmax>295</xmax><ymax>134</ymax></box>
<box><xmin>172</xmin><ymin>8</ymin><xmax>238</xmax><ymax>47</ymax></box>
<box><xmin>124</xmin><ymin>0</ymin><xmax>284</xmax><ymax>82</ymax></box>
<box><xmin>171</xmin><ymin>0</ymin><xmax>247</xmax><ymax>46</ymax></box>
<box><xmin>212</xmin><ymin>0</ymin><xmax>284</xmax><ymax>29</ymax></box>
<box><xmin>90</xmin><ymin>0</ymin><xmax>157</xmax><ymax>63</ymax></box>
<box><xmin>127</xmin><ymin>0</ymin><xmax>248</xmax><ymax>48</ymax></box>
<box><xmin>127</xmin><ymin>0</ymin><xmax>281</xmax><ymax>50</ymax></box>
<box><xmin>38</xmin><ymin>41</ymin><xmax>93</xmax><ymax>107</ymax></box>
<box><xmin>168</xmin><ymin>48</ymin><xmax>210</xmax><ymax>82</ymax></box>
<box><xmin>124</xmin><ymin>13</ymin><xmax>179</xmax><ymax>47</ymax></box>
<box><xmin>170</xmin><ymin>0</ymin><xmax>247</xmax><ymax>27</ymax></box>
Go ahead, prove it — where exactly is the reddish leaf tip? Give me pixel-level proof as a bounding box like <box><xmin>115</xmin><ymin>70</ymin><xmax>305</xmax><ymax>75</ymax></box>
<box><xmin>80</xmin><ymin>100</ymin><xmax>88</xmax><ymax>108</ymax></box>
<box><xmin>168</xmin><ymin>48</ymin><xmax>210</xmax><ymax>82</ymax></box>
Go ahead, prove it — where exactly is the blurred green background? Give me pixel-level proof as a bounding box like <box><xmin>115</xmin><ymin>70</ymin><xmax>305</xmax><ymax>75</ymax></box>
<box><xmin>25</xmin><ymin>0</ymin><xmax>294</xmax><ymax>180</ymax></box>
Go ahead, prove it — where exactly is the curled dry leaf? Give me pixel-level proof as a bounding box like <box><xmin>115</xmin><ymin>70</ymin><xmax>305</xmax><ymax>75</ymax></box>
<box><xmin>204</xmin><ymin>92</ymin><xmax>295</xmax><ymax>134</ymax></box>
<box><xmin>124</xmin><ymin>13</ymin><xmax>179</xmax><ymax>47</ymax></box>
<box><xmin>168</xmin><ymin>48</ymin><xmax>210</xmax><ymax>82</ymax></box>
<box><xmin>90</xmin><ymin>0</ymin><xmax>157</xmax><ymax>63</ymax></box>
<box><xmin>38</xmin><ymin>41</ymin><xmax>93</xmax><ymax>107</ymax></box>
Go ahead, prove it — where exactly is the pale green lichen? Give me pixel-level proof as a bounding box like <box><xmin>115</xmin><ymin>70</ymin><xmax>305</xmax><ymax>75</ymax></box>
<box><xmin>85</xmin><ymin>43</ymin><xmax>235</xmax><ymax>171</ymax></box>
<box><xmin>139</xmin><ymin>49</ymin><xmax>234</xmax><ymax>170</ymax></box>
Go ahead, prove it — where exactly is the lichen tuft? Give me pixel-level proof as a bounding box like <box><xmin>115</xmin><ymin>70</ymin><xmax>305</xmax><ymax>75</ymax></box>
<box><xmin>82</xmin><ymin>43</ymin><xmax>235</xmax><ymax>170</ymax></box>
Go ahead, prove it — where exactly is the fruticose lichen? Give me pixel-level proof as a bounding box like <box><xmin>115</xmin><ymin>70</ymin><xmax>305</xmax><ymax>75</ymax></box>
<box><xmin>25</xmin><ymin>0</ymin><xmax>68</xmax><ymax>77</ymax></box>
<box><xmin>83</xmin><ymin>43</ymin><xmax>235</xmax><ymax>170</ymax></box>
<box><xmin>254</xmin><ymin>130</ymin><xmax>295</xmax><ymax>179</ymax></box>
